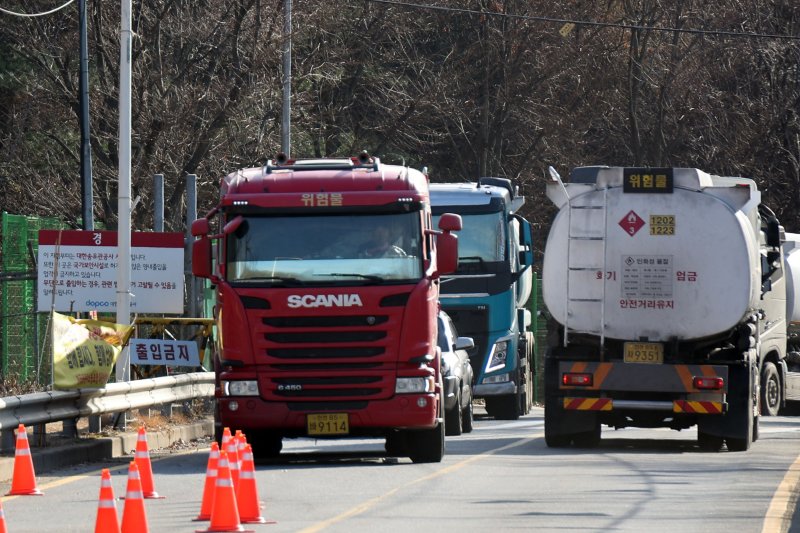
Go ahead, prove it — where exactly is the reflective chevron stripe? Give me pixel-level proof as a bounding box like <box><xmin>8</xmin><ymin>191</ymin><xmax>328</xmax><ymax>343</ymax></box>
<box><xmin>673</xmin><ymin>400</ymin><xmax>723</xmax><ymax>414</ymax></box>
<box><xmin>563</xmin><ymin>397</ymin><xmax>612</xmax><ymax>411</ymax></box>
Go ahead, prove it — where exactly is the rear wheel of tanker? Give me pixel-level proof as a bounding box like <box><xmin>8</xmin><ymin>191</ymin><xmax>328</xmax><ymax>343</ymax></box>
<box><xmin>725</xmin><ymin>358</ymin><xmax>755</xmax><ymax>452</ymax></box>
<box><xmin>697</xmin><ymin>431</ymin><xmax>724</xmax><ymax>452</ymax></box>
<box><xmin>249</xmin><ymin>430</ymin><xmax>283</xmax><ymax>459</ymax></box>
<box><xmin>544</xmin><ymin>393</ymin><xmax>571</xmax><ymax>448</ymax></box>
<box><xmin>572</xmin><ymin>422</ymin><xmax>601</xmax><ymax>448</ymax></box>
<box><xmin>760</xmin><ymin>361</ymin><xmax>780</xmax><ymax>417</ymax></box>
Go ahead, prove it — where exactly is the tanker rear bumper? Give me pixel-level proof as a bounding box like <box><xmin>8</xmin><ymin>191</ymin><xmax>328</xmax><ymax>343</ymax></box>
<box><xmin>551</xmin><ymin>360</ymin><xmax>730</xmax><ymax>430</ymax></box>
<box><xmin>217</xmin><ymin>394</ymin><xmax>439</xmax><ymax>438</ymax></box>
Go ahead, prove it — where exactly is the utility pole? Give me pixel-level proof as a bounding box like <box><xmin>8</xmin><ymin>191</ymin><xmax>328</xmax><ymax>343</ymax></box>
<box><xmin>281</xmin><ymin>0</ymin><xmax>292</xmax><ymax>156</ymax></box>
<box><xmin>79</xmin><ymin>0</ymin><xmax>93</xmax><ymax>230</ymax></box>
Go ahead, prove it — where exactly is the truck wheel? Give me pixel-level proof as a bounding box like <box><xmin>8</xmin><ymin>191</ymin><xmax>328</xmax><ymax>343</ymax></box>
<box><xmin>462</xmin><ymin>399</ymin><xmax>474</xmax><ymax>433</ymax></box>
<box><xmin>408</xmin><ymin>421</ymin><xmax>445</xmax><ymax>463</ymax></box>
<box><xmin>725</xmin><ymin>360</ymin><xmax>755</xmax><ymax>452</ymax></box>
<box><xmin>445</xmin><ymin>391</ymin><xmax>463</xmax><ymax>436</ymax></box>
<box><xmin>486</xmin><ymin>394</ymin><xmax>521</xmax><ymax>420</ymax></box>
<box><xmin>385</xmin><ymin>431</ymin><xmax>408</xmax><ymax>456</ymax></box>
<box><xmin>697</xmin><ymin>431</ymin><xmax>724</xmax><ymax>451</ymax></box>
<box><xmin>760</xmin><ymin>361</ymin><xmax>780</xmax><ymax>416</ymax></box>
<box><xmin>572</xmin><ymin>423</ymin><xmax>601</xmax><ymax>448</ymax></box>
<box><xmin>249</xmin><ymin>430</ymin><xmax>283</xmax><ymax>459</ymax></box>
<box><xmin>544</xmin><ymin>394</ymin><xmax>571</xmax><ymax>447</ymax></box>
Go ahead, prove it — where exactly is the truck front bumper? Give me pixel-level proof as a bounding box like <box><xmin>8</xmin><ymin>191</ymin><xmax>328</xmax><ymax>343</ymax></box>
<box><xmin>217</xmin><ymin>393</ymin><xmax>440</xmax><ymax>436</ymax></box>
<box><xmin>474</xmin><ymin>381</ymin><xmax>517</xmax><ymax>397</ymax></box>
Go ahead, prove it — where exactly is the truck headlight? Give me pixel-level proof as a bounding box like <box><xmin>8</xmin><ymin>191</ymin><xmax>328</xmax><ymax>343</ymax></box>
<box><xmin>222</xmin><ymin>380</ymin><xmax>259</xmax><ymax>396</ymax></box>
<box><xmin>485</xmin><ymin>340</ymin><xmax>509</xmax><ymax>373</ymax></box>
<box><xmin>483</xmin><ymin>372</ymin><xmax>510</xmax><ymax>384</ymax></box>
<box><xmin>395</xmin><ymin>376</ymin><xmax>435</xmax><ymax>394</ymax></box>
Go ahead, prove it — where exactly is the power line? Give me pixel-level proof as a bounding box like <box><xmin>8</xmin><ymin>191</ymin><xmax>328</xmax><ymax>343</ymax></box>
<box><xmin>367</xmin><ymin>0</ymin><xmax>800</xmax><ymax>41</ymax></box>
<box><xmin>0</xmin><ymin>0</ymin><xmax>75</xmax><ymax>17</ymax></box>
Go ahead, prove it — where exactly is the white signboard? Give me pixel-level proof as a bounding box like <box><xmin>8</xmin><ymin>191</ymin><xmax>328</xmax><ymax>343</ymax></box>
<box><xmin>621</xmin><ymin>255</ymin><xmax>673</xmax><ymax>299</ymax></box>
<box><xmin>129</xmin><ymin>338</ymin><xmax>201</xmax><ymax>367</ymax></box>
<box><xmin>37</xmin><ymin>230</ymin><xmax>185</xmax><ymax>313</ymax></box>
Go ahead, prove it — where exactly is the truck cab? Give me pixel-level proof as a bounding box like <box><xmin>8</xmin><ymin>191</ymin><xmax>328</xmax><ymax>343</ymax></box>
<box><xmin>430</xmin><ymin>178</ymin><xmax>535</xmax><ymax>420</ymax></box>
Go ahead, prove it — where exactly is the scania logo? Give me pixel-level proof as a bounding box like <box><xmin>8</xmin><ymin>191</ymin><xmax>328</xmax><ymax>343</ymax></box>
<box><xmin>287</xmin><ymin>294</ymin><xmax>364</xmax><ymax>308</ymax></box>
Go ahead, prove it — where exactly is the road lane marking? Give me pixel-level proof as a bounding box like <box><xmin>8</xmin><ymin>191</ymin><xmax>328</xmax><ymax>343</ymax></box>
<box><xmin>762</xmin><ymin>450</ymin><xmax>800</xmax><ymax>533</ymax></box>
<box><xmin>298</xmin><ymin>434</ymin><xmax>539</xmax><ymax>533</ymax></box>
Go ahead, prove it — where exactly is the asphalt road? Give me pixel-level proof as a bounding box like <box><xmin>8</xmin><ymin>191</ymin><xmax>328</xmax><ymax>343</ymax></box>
<box><xmin>2</xmin><ymin>406</ymin><xmax>800</xmax><ymax>532</ymax></box>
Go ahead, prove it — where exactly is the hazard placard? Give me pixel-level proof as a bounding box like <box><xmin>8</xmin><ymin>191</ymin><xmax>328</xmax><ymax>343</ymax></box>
<box><xmin>619</xmin><ymin>210</ymin><xmax>645</xmax><ymax>236</ymax></box>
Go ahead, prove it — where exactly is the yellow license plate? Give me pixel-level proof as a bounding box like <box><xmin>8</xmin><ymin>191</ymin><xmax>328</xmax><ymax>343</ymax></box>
<box><xmin>307</xmin><ymin>413</ymin><xmax>349</xmax><ymax>436</ymax></box>
<box><xmin>624</xmin><ymin>342</ymin><xmax>664</xmax><ymax>364</ymax></box>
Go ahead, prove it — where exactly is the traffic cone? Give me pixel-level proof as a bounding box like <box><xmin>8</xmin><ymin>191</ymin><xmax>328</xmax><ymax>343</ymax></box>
<box><xmin>134</xmin><ymin>426</ymin><xmax>164</xmax><ymax>499</ymax></box>
<box><xmin>195</xmin><ymin>451</ymin><xmax>253</xmax><ymax>533</ymax></box>
<box><xmin>0</xmin><ymin>498</ymin><xmax>9</xmax><ymax>533</ymax></box>
<box><xmin>121</xmin><ymin>461</ymin><xmax>149</xmax><ymax>533</ymax></box>
<box><xmin>6</xmin><ymin>423</ymin><xmax>43</xmax><ymax>495</ymax></box>
<box><xmin>193</xmin><ymin>442</ymin><xmax>220</xmax><ymax>521</ymax></box>
<box><xmin>237</xmin><ymin>444</ymin><xmax>275</xmax><ymax>524</ymax></box>
<box><xmin>225</xmin><ymin>436</ymin><xmax>240</xmax><ymax>492</ymax></box>
<box><xmin>95</xmin><ymin>468</ymin><xmax>121</xmax><ymax>533</ymax></box>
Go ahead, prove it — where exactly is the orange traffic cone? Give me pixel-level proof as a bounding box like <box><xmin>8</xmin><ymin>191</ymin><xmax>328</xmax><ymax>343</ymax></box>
<box><xmin>95</xmin><ymin>468</ymin><xmax>121</xmax><ymax>533</ymax></box>
<box><xmin>195</xmin><ymin>451</ymin><xmax>253</xmax><ymax>533</ymax></box>
<box><xmin>134</xmin><ymin>426</ymin><xmax>164</xmax><ymax>499</ymax></box>
<box><xmin>225</xmin><ymin>437</ymin><xmax>240</xmax><ymax>492</ymax></box>
<box><xmin>237</xmin><ymin>444</ymin><xmax>275</xmax><ymax>524</ymax></box>
<box><xmin>0</xmin><ymin>498</ymin><xmax>9</xmax><ymax>533</ymax></box>
<box><xmin>121</xmin><ymin>461</ymin><xmax>149</xmax><ymax>533</ymax></box>
<box><xmin>193</xmin><ymin>442</ymin><xmax>220</xmax><ymax>521</ymax></box>
<box><xmin>6</xmin><ymin>424</ymin><xmax>43</xmax><ymax>495</ymax></box>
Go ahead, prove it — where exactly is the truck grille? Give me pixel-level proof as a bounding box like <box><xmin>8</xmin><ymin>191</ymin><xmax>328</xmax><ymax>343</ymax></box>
<box><xmin>256</xmin><ymin>312</ymin><xmax>397</xmax><ymax>402</ymax></box>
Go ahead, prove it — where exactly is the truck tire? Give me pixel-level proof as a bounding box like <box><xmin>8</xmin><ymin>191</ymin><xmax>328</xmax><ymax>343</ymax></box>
<box><xmin>760</xmin><ymin>361</ymin><xmax>780</xmax><ymax>416</ymax></box>
<box><xmin>544</xmin><ymin>397</ymin><xmax>571</xmax><ymax>447</ymax></box>
<box><xmin>408</xmin><ymin>420</ymin><xmax>445</xmax><ymax>463</ymax></box>
<box><xmin>385</xmin><ymin>431</ymin><xmax>408</xmax><ymax>456</ymax></box>
<box><xmin>445</xmin><ymin>391</ymin><xmax>463</xmax><ymax>436</ymax></box>
<box><xmin>572</xmin><ymin>423</ymin><xmax>601</xmax><ymax>448</ymax></box>
<box><xmin>249</xmin><ymin>430</ymin><xmax>283</xmax><ymax>459</ymax></box>
<box><xmin>485</xmin><ymin>394</ymin><xmax>521</xmax><ymax>420</ymax></box>
<box><xmin>725</xmin><ymin>359</ymin><xmax>755</xmax><ymax>452</ymax></box>
<box><xmin>462</xmin><ymin>399</ymin><xmax>474</xmax><ymax>433</ymax></box>
<box><xmin>697</xmin><ymin>431</ymin><xmax>724</xmax><ymax>451</ymax></box>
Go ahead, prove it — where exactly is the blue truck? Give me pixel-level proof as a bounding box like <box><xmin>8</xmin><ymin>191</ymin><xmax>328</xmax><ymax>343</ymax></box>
<box><xmin>430</xmin><ymin>178</ymin><xmax>535</xmax><ymax>419</ymax></box>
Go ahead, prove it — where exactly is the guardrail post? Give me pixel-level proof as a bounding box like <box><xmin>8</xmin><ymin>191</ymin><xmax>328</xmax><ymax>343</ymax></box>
<box><xmin>62</xmin><ymin>417</ymin><xmax>78</xmax><ymax>438</ymax></box>
<box><xmin>0</xmin><ymin>429</ymin><xmax>15</xmax><ymax>451</ymax></box>
<box><xmin>88</xmin><ymin>415</ymin><xmax>101</xmax><ymax>433</ymax></box>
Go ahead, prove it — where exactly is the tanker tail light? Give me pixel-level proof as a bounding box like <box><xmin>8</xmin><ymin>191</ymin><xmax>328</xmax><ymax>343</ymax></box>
<box><xmin>562</xmin><ymin>373</ymin><xmax>593</xmax><ymax>387</ymax></box>
<box><xmin>693</xmin><ymin>376</ymin><xmax>724</xmax><ymax>390</ymax></box>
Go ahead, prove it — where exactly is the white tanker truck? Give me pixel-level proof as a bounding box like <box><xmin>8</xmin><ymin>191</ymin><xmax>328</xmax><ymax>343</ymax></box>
<box><xmin>542</xmin><ymin>166</ymin><xmax>800</xmax><ymax>451</ymax></box>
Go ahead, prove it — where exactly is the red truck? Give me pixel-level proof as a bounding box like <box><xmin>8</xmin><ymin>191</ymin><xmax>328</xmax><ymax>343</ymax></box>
<box><xmin>191</xmin><ymin>153</ymin><xmax>461</xmax><ymax>463</ymax></box>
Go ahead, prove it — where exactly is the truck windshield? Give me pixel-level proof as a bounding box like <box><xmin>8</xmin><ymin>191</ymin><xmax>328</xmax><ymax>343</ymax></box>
<box><xmin>434</xmin><ymin>212</ymin><xmax>505</xmax><ymax>263</ymax></box>
<box><xmin>225</xmin><ymin>212</ymin><xmax>423</xmax><ymax>285</ymax></box>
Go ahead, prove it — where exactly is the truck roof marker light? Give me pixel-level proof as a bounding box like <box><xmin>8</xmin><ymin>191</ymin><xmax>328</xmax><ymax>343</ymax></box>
<box><xmin>233</xmin><ymin>200</ymin><xmax>248</xmax><ymax>206</ymax></box>
<box><xmin>693</xmin><ymin>376</ymin><xmax>724</xmax><ymax>390</ymax></box>
<box><xmin>562</xmin><ymin>373</ymin><xmax>592</xmax><ymax>387</ymax></box>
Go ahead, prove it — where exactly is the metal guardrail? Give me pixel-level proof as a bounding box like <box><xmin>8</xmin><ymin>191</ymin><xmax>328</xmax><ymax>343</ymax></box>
<box><xmin>0</xmin><ymin>372</ymin><xmax>214</xmax><ymax>449</ymax></box>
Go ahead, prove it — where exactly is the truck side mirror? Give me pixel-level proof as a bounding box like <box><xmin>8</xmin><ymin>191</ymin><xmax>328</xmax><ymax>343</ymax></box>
<box><xmin>192</xmin><ymin>236</ymin><xmax>212</xmax><ymax>279</ymax></box>
<box><xmin>438</xmin><ymin>213</ymin><xmax>462</xmax><ymax>232</ymax></box>
<box><xmin>511</xmin><ymin>214</ymin><xmax>534</xmax><ymax>267</ymax></box>
<box><xmin>437</xmin><ymin>232</ymin><xmax>459</xmax><ymax>274</ymax></box>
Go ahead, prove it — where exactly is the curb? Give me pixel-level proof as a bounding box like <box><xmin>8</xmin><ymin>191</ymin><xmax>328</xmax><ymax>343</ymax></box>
<box><xmin>0</xmin><ymin>419</ymin><xmax>213</xmax><ymax>483</ymax></box>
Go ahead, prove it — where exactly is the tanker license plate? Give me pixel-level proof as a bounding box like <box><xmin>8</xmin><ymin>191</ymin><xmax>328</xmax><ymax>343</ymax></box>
<box><xmin>624</xmin><ymin>342</ymin><xmax>663</xmax><ymax>364</ymax></box>
<box><xmin>307</xmin><ymin>413</ymin><xmax>349</xmax><ymax>436</ymax></box>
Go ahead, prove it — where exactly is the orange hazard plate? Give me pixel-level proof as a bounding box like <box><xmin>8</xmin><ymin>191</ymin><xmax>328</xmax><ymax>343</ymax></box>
<box><xmin>307</xmin><ymin>413</ymin><xmax>349</xmax><ymax>436</ymax></box>
<box><xmin>624</xmin><ymin>342</ymin><xmax>663</xmax><ymax>364</ymax></box>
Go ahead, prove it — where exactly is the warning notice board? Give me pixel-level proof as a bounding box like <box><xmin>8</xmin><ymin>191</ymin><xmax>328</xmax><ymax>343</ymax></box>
<box><xmin>621</xmin><ymin>255</ymin><xmax>673</xmax><ymax>299</ymax></box>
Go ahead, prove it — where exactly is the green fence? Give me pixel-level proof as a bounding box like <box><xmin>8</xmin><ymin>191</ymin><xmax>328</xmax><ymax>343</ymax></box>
<box><xmin>0</xmin><ymin>212</ymin><xmax>68</xmax><ymax>385</ymax></box>
<box><xmin>531</xmin><ymin>273</ymin><xmax>548</xmax><ymax>404</ymax></box>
